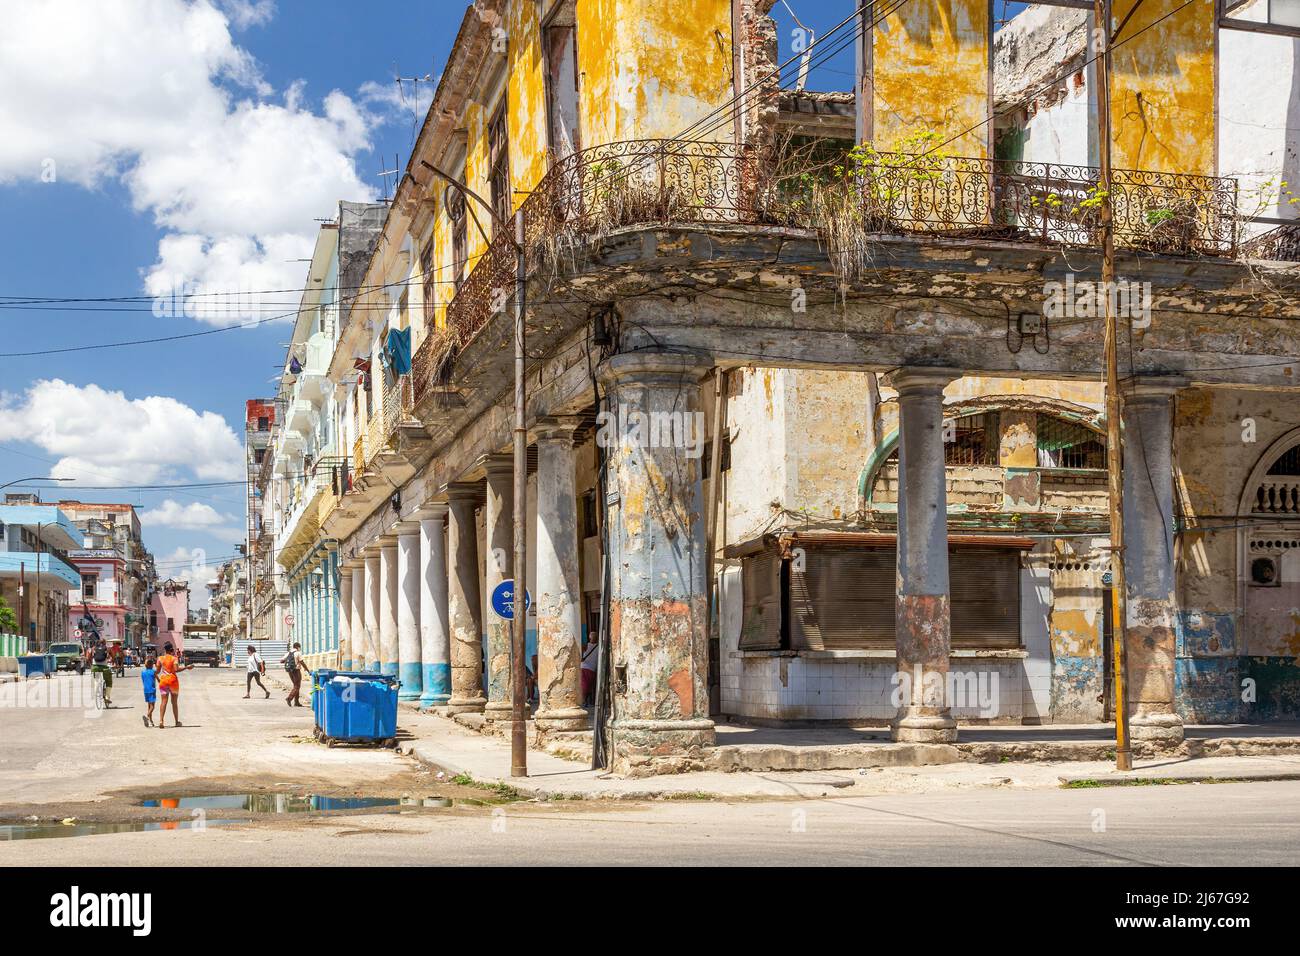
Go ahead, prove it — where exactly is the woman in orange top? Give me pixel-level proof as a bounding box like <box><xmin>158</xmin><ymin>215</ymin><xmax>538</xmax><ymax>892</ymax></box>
<box><xmin>155</xmin><ymin>642</ymin><xmax>192</xmax><ymax>730</ymax></box>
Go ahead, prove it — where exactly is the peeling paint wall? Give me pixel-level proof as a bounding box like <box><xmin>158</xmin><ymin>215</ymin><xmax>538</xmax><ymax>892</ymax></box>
<box><xmin>1174</xmin><ymin>386</ymin><xmax>1300</xmax><ymax>722</ymax></box>
<box><xmin>1109</xmin><ymin>0</ymin><xmax>1216</xmax><ymax>175</ymax></box>
<box><xmin>873</xmin><ymin>0</ymin><xmax>991</xmax><ymax>156</ymax></box>
<box><xmin>577</xmin><ymin>0</ymin><xmax>734</xmax><ymax>145</ymax></box>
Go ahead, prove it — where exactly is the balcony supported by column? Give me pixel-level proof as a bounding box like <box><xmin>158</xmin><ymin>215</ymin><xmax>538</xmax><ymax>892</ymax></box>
<box><xmin>445</xmin><ymin>483</ymin><xmax>486</xmax><ymax>715</ymax></box>
<box><xmin>481</xmin><ymin>454</ymin><xmax>515</xmax><ymax>723</ymax></box>
<box><xmin>890</xmin><ymin>367</ymin><xmax>963</xmax><ymax>744</ymax></box>
<box><xmin>1122</xmin><ymin>376</ymin><xmax>1189</xmax><ymax>745</ymax></box>
<box><xmin>599</xmin><ymin>352</ymin><xmax>715</xmax><ymax>775</ymax></box>
<box><xmin>396</xmin><ymin>522</ymin><xmax>423</xmax><ymax>701</ymax></box>
<box><xmin>533</xmin><ymin>416</ymin><xmax>589</xmax><ymax>734</ymax></box>
<box><xmin>418</xmin><ymin>505</ymin><xmax>451</xmax><ymax>708</ymax></box>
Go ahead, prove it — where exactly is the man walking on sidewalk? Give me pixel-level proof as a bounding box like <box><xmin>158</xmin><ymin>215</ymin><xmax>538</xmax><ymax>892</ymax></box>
<box><xmin>280</xmin><ymin>642</ymin><xmax>310</xmax><ymax>707</ymax></box>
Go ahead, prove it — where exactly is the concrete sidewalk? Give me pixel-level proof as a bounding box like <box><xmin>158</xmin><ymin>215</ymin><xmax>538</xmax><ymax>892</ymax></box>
<box><xmin>395</xmin><ymin>707</ymin><xmax>1300</xmax><ymax>800</ymax></box>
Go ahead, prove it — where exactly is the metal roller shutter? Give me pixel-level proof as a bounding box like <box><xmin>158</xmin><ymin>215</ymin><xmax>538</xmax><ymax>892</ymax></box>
<box><xmin>739</xmin><ymin>550</ymin><xmax>783</xmax><ymax>650</ymax></box>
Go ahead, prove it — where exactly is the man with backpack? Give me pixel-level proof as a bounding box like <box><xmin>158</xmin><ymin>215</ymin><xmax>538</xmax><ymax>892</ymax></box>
<box><xmin>279</xmin><ymin>642</ymin><xmax>310</xmax><ymax>707</ymax></box>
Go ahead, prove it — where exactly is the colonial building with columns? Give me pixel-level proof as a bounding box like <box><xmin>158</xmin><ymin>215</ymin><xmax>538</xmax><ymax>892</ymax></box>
<box><xmin>248</xmin><ymin>0</ymin><xmax>1300</xmax><ymax>774</ymax></box>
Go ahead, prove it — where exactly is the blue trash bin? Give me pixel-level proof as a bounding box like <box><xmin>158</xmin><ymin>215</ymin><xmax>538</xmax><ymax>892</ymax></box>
<box><xmin>311</xmin><ymin>669</ymin><xmax>337</xmax><ymax>732</ymax></box>
<box><xmin>17</xmin><ymin>654</ymin><xmax>55</xmax><ymax>679</ymax></box>
<box><xmin>320</xmin><ymin>672</ymin><xmax>399</xmax><ymax>746</ymax></box>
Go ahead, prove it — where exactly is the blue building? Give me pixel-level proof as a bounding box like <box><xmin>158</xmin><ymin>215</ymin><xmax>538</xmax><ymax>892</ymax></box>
<box><xmin>0</xmin><ymin>497</ymin><xmax>82</xmax><ymax>646</ymax></box>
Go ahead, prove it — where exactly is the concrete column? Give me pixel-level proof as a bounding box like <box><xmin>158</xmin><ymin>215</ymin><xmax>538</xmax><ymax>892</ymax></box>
<box><xmin>419</xmin><ymin>507</ymin><xmax>451</xmax><ymax>707</ymax></box>
<box><xmin>1122</xmin><ymin>376</ymin><xmax>1187</xmax><ymax>745</ymax></box>
<box><xmin>446</xmin><ymin>484</ymin><xmax>486</xmax><ymax>714</ymax></box>
<box><xmin>892</xmin><ymin>367</ymin><xmax>961</xmax><ymax>744</ymax></box>
<box><xmin>338</xmin><ymin>559</ymin><xmax>354</xmax><ymax>670</ymax></box>
<box><xmin>397</xmin><ymin>523</ymin><xmax>422</xmax><ymax>701</ymax></box>
<box><xmin>533</xmin><ymin>417</ymin><xmax>588</xmax><ymax>732</ymax></box>
<box><xmin>379</xmin><ymin>536</ymin><xmax>399</xmax><ymax>678</ymax></box>
<box><xmin>482</xmin><ymin>455</ymin><xmax>514</xmax><ymax>722</ymax></box>
<box><xmin>598</xmin><ymin>353</ymin><xmax>714</xmax><ymax>775</ymax></box>
<box><xmin>364</xmin><ymin>549</ymin><xmax>382</xmax><ymax>673</ymax></box>
<box><xmin>349</xmin><ymin>562</ymin><xmax>366</xmax><ymax>671</ymax></box>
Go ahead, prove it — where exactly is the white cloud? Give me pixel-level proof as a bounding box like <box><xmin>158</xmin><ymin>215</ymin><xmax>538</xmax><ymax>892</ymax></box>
<box><xmin>0</xmin><ymin>0</ymin><xmax>379</xmax><ymax>325</ymax></box>
<box><xmin>141</xmin><ymin>499</ymin><xmax>230</xmax><ymax>530</ymax></box>
<box><xmin>0</xmin><ymin>379</ymin><xmax>243</xmax><ymax>485</ymax></box>
<box><xmin>155</xmin><ymin>546</ymin><xmax>220</xmax><ymax>610</ymax></box>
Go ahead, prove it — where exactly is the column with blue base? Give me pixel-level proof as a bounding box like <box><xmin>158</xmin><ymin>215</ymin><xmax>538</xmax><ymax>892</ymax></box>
<box><xmin>338</xmin><ymin>557</ymin><xmax>354</xmax><ymax>671</ymax></box>
<box><xmin>419</xmin><ymin>506</ymin><xmax>451</xmax><ymax>707</ymax></box>
<box><xmin>482</xmin><ymin>455</ymin><xmax>514</xmax><ymax>722</ymax></box>
<box><xmin>379</xmin><ymin>535</ymin><xmax>399</xmax><ymax>677</ymax></box>
<box><xmin>364</xmin><ymin>549</ymin><xmax>382</xmax><ymax>672</ymax></box>
<box><xmin>349</xmin><ymin>561</ymin><xmax>365</xmax><ymax>671</ymax></box>
<box><xmin>396</xmin><ymin>522</ymin><xmax>423</xmax><ymax>701</ymax></box>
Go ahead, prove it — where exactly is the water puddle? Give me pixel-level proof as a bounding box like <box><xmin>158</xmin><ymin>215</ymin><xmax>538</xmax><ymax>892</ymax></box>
<box><xmin>139</xmin><ymin>793</ymin><xmax>455</xmax><ymax>813</ymax></box>
<box><xmin>1</xmin><ymin>819</ymin><xmax>244</xmax><ymax>841</ymax></box>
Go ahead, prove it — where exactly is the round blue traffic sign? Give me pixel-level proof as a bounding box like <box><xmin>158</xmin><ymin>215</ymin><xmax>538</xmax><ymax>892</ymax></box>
<box><xmin>490</xmin><ymin>579</ymin><xmax>531</xmax><ymax>619</ymax></box>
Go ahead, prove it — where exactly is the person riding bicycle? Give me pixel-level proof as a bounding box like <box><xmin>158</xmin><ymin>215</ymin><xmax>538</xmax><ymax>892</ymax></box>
<box><xmin>109</xmin><ymin>641</ymin><xmax>125</xmax><ymax>678</ymax></box>
<box><xmin>89</xmin><ymin>637</ymin><xmax>114</xmax><ymax>707</ymax></box>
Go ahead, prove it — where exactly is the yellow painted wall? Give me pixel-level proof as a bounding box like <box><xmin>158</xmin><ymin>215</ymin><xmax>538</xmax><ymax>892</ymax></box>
<box><xmin>577</xmin><ymin>0</ymin><xmax>733</xmax><ymax>145</ymax></box>
<box><xmin>1109</xmin><ymin>0</ymin><xmax>1216</xmax><ymax>175</ymax></box>
<box><xmin>873</xmin><ymin>0</ymin><xmax>990</xmax><ymax>156</ymax></box>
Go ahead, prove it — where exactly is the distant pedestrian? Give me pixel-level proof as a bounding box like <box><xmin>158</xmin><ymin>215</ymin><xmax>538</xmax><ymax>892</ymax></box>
<box><xmin>581</xmin><ymin>636</ymin><xmax>600</xmax><ymax>706</ymax></box>
<box><xmin>280</xmin><ymin>642</ymin><xmax>310</xmax><ymax>707</ymax></box>
<box><xmin>244</xmin><ymin>645</ymin><xmax>269</xmax><ymax>699</ymax></box>
<box><xmin>155</xmin><ymin>641</ymin><xmax>192</xmax><ymax>729</ymax></box>
<box><xmin>140</xmin><ymin>657</ymin><xmax>158</xmax><ymax>727</ymax></box>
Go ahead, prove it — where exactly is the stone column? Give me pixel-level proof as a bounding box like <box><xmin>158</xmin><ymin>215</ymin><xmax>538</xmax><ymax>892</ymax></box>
<box><xmin>364</xmin><ymin>549</ymin><xmax>382</xmax><ymax>673</ymax></box>
<box><xmin>379</xmin><ymin>536</ymin><xmax>399</xmax><ymax>677</ymax></box>
<box><xmin>892</xmin><ymin>367</ymin><xmax>961</xmax><ymax>744</ymax></box>
<box><xmin>533</xmin><ymin>417</ymin><xmax>588</xmax><ymax>732</ymax></box>
<box><xmin>349</xmin><ymin>562</ymin><xmax>366</xmax><ymax>671</ymax></box>
<box><xmin>482</xmin><ymin>455</ymin><xmax>514</xmax><ymax>722</ymax></box>
<box><xmin>446</xmin><ymin>484</ymin><xmax>486</xmax><ymax>714</ymax></box>
<box><xmin>419</xmin><ymin>507</ymin><xmax>451</xmax><ymax>707</ymax></box>
<box><xmin>338</xmin><ymin>558</ymin><xmax>354</xmax><ymax>670</ymax></box>
<box><xmin>396</xmin><ymin>522</ymin><xmax>422</xmax><ymax>701</ymax></box>
<box><xmin>1122</xmin><ymin>376</ymin><xmax>1187</xmax><ymax>745</ymax></box>
<box><xmin>598</xmin><ymin>353</ymin><xmax>714</xmax><ymax>775</ymax></box>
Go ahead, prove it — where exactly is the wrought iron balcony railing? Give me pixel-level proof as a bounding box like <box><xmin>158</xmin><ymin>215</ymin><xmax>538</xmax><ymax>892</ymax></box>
<box><xmin>410</xmin><ymin>139</ymin><xmax>1241</xmax><ymax>407</ymax></box>
<box><xmin>1241</xmin><ymin>223</ymin><xmax>1300</xmax><ymax>262</ymax></box>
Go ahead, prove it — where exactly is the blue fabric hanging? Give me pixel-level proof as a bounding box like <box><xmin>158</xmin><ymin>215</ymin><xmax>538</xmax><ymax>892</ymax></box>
<box><xmin>386</xmin><ymin>326</ymin><xmax>412</xmax><ymax>375</ymax></box>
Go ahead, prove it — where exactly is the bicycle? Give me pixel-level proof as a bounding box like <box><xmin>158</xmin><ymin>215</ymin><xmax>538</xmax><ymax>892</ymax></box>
<box><xmin>92</xmin><ymin>668</ymin><xmax>107</xmax><ymax>711</ymax></box>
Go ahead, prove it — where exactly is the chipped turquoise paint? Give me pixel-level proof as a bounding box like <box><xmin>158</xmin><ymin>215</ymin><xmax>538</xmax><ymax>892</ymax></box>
<box><xmin>1177</xmin><ymin>609</ymin><xmax>1236</xmax><ymax>658</ymax></box>
<box><xmin>1174</xmin><ymin>658</ymin><xmax>1240</xmax><ymax>723</ymax></box>
<box><xmin>1048</xmin><ymin>655</ymin><xmax>1103</xmax><ymax>721</ymax></box>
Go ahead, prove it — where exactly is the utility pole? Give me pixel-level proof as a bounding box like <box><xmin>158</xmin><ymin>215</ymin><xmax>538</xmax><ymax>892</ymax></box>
<box><xmin>1093</xmin><ymin>0</ymin><xmax>1133</xmax><ymax>772</ymax></box>
<box><xmin>419</xmin><ymin>160</ymin><xmax>529</xmax><ymax>778</ymax></box>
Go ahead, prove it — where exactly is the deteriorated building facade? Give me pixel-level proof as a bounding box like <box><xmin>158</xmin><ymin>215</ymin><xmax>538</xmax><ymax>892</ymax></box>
<box><xmin>256</xmin><ymin>0</ymin><xmax>1300</xmax><ymax>774</ymax></box>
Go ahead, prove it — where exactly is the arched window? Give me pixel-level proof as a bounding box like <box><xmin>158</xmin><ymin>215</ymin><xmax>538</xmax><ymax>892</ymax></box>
<box><xmin>1036</xmin><ymin>416</ymin><xmax>1106</xmax><ymax>470</ymax></box>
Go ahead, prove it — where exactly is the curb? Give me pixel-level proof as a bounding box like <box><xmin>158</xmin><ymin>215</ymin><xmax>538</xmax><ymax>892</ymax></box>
<box><xmin>1059</xmin><ymin>771</ymin><xmax>1300</xmax><ymax>787</ymax></box>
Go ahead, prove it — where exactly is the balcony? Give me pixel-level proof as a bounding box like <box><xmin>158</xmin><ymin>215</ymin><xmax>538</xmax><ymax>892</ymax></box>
<box><xmin>290</xmin><ymin>331</ymin><xmax>334</xmax><ymax>405</ymax></box>
<box><xmin>1251</xmin><ymin>477</ymin><xmax>1300</xmax><ymax>515</ymax></box>
<box><xmin>410</xmin><ymin>138</ymin><xmax>1242</xmax><ymax>407</ymax></box>
<box><xmin>1242</xmin><ymin>223</ymin><xmax>1300</xmax><ymax>262</ymax></box>
<box><xmin>284</xmin><ymin>399</ymin><xmax>314</xmax><ymax>436</ymax></box>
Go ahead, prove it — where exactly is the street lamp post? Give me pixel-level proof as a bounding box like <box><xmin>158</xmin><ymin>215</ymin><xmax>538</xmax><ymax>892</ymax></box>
<box><xmin>419</xmin><ymin>160</ymin><xmax>530</xmax><ymax>778</ymax></box>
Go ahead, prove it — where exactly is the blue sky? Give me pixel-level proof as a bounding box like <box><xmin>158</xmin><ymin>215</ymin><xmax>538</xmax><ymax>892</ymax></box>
<box><xmin>0</xmin><ymin>0</ymin><xmax>457</xmax><ymax>600</ymax></box>
<box><xmin>0</xmin><ymin>1</ymin><xmax>1029</xmax><ymax>599</ymax></box>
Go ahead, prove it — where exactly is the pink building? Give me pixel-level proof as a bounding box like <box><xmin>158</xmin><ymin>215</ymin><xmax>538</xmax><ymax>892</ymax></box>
<box><xmin>150</xmin><ymin>579</ymin><xmax>190</xmax><ymax>653</ymax></box>
<box><xmin>67</xmin><ymin>551</ymin><xmax>129</xmax><ymax>644</ymax></box>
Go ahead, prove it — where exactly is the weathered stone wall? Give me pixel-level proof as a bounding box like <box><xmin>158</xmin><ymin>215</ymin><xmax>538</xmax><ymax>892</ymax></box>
<box><xmin>1174</xmin><ymin>386</ymin><xmax>1300</xmax><ymax>722</ymax></box>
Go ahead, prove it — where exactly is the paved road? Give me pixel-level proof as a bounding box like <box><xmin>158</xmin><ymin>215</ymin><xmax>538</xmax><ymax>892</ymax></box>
<box><xmin>2</xmin><ymin>669</ymin><xmax>1299</xmax><ymax>866</ymax></box>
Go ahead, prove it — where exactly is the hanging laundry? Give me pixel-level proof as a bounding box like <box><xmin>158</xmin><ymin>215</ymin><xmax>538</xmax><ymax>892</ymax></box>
<box><xmin>386</xmin><ymin>326</ymin><xmax>412</xmax><ymax>375</ymax></box>
<box><xmin>288</xmin><ymin>356</ymin><xmax>303</xmax><ymax>375</ymax></box>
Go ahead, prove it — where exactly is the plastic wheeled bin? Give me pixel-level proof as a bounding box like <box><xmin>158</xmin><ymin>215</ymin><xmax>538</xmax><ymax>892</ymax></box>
<box><xmin>318</xmin><ymin>672</ymin><xmax>399</xmax><ymax>747</ymax></box>
<box><xmin>311</xmin><ymin>669</ymin><xmax>337</xmax><ymax>737</ymax></box>
<box><xmin>18</xmin><ymin>654</ymin><xmax>56</xmax><ymax>679</ymax></box>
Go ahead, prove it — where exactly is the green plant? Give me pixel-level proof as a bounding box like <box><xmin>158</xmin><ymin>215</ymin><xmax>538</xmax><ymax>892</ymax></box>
<box><xmin>0</xmin><ymin>595</ymin><xmax>17</xmax><ymax>634</ymax></box>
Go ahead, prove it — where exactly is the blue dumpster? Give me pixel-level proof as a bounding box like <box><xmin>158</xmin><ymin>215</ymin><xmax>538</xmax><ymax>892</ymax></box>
<box><xmin>319</xmin><ymin>672</ymin><xmax>399</xmax><ymax>746</ymax></box>
<box><xmin>311</xmin><ymin>669</ymin><xmax>337</xmax><ymax>732</ymax></box>
<box><xmin>17</xmin><ymin>654</ymin><xmax>56</xmax><ymax>679</ymax></box>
